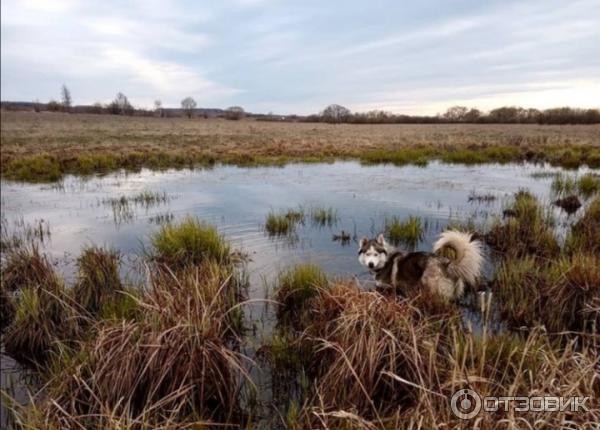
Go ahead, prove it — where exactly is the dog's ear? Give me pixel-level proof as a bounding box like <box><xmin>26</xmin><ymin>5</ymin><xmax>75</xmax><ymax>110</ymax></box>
<box><xmin>377</xmin><ymin>233</ymin><xmax>386</xmax><ymax>245</ymax></box>
<box><xmin>359</xmin><ymin>236</ymin><xmax>368</xmax><ymax>247</ymax></box>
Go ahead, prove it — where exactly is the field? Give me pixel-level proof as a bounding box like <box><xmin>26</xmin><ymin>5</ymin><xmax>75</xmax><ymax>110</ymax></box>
<box><xmin>1</xmin><ymin>111</ymin><xmax>600</xmax><ymax>181</ymax></box>
<box><xmin>1</xmin><ymin>110</ymin><xmax>599</xmax><ymax>428</ymax></box>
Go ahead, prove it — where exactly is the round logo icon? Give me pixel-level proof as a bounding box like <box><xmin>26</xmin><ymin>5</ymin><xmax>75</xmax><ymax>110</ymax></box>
<box><xmin>451</xmin><ymin>388</ymin><xmax>482</xmax><ymax>420</ymax></box>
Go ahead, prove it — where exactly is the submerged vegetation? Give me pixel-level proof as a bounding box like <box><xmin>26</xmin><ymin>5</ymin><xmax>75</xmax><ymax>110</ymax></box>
<box><xmin>101</xmin><ymin>191</ymin><xmax>170</xmax><ymax>224</ymax></box>
<box><xmin>384</xmin><ymin>215</ymin><xmax>424</xmax><ymax>247</ymax></box>
<box><xmin>264</xmin><ymin>208</ymin><xmax>305</xmax><ymax>236</ymax></box>
<box><xmin>551</xmin><ymin>172</ymin><xmax>600</xmax><ymax>199</ymax></box>
<box><xmin>309</xmin><ymin>206</ymin><xmax>338</xmax><ymax>227</ymax></box>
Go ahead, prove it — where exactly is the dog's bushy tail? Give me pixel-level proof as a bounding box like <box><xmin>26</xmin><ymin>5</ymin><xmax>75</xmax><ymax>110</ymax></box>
<box><xmin>433</xmin><ymin>230</ymin><xmax>483</xmax><ymax>286</ymax></box>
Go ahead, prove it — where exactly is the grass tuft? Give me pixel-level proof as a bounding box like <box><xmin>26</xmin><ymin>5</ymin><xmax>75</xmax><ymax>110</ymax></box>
<box><xmin>152</xmin><ymin>216</ymin><xmax>230</xmax><ymax>268</ymax></box>
<box><xmin>72</xmin><ymin>246</ymin><xmax>123</xmax><ymax>316</ymax></box>
<box><xmin>566</xmin><ymin>196</ymin><xmax>600</xmax><ymax>254</ymax></box>
<box><xmin>275</xmin><ymin>264</ymin><xmax>328</xmax><ymax>325</ymax></box>
<box><xmin>384</xmin><ymin>215</ymin><xmax>424</xmax><ymax>247</ymax></box>
<box><xmin>576</xmin><ymin>173</ymin><xmax>600</xmax><ymax>198</ymax></box>
<box><xmin>265</xmin><ymin>208</ymin><xmax>305</xmax><ymax>236</ymax></box>
<box><xmin>310</xmin><ymin>206</ymin><xmax>338</xmax><ymax>227</ymax></box>
<box><xmin>486</xmin><ymin>191</ymin><xmax>559</xmax><ymax>258</ymax></box>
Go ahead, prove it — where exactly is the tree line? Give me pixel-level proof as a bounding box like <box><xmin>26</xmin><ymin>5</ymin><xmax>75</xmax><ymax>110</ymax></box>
<box><xmin>3</xmin><ymin>85</ymin><xmax>599</xmax><ymax>124</ymax></box>
<box><xmin>306</xmin><ymin>104</ymin><xmax>600</xmax><ymax>125</ymax></box>
<box><xmin>11</xmin><ymin>85</ymin><xmax>246</xmax><ymax>120</ymax></box>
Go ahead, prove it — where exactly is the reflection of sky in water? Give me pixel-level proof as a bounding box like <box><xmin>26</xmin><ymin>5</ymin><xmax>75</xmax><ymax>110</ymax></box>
<box><xmin>1</xmin><ymin>161</ymin><xmax>592</xmax><ymax>426</ymax></box>
<box><xmin>2</xmin><ymin>161</ymin><xmax>582</xmax><ymax>289</ymax></box>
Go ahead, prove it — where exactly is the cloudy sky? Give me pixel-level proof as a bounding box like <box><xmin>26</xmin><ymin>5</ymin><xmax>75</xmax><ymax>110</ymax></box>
<box><xmin>2</xmin><ymin>0</ymin><xmax>599</xmax><ymax>114</ymax></box>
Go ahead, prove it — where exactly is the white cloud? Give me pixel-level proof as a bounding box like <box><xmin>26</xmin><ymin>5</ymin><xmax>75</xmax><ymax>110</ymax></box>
<box><xmin>2</xmin><ymin>0</ymin><xmax>600</xmax><ymax>113</ymax></box>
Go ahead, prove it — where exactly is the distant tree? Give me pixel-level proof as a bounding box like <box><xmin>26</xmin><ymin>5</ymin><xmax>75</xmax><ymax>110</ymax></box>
<box><xmin>33</xmin><ymin>99</ymin><xmax>42</xmax><ymax>113</ymax></box>
<box><xmin>108</xmin><ymin>92</ymin><xmax>134</xmax><ymax>115</ymax></box>
<box><xmin>90</xmin><ymin>102</ymin><xmax>104</xmax><ymax>114</ymax></box>
<box><xmin>464</xmin><ymin>108</ymin><xmax>482</xmax><ymax>123</ymax></box>
<box><xmin>443</xmin><ymin>106</ymin><xmax>469</xmax><ymax>122</ymax></box>
<box><xmin>488</xmin><ymin>106</ymin><xmax>520</xmax><ymax>123</ymax></box>
<box><xmin>321</xmin><ymin>104</ymin><xmax>351</xmax><ymax>123</ymax></box>
<box><xmin>225</xmin><ymin>106</ymin><xmax>245</xmax><ymax>120</ymax></box>
<box><xmin>181</xmin><ymin>97</ymin><xmax>197</xmax><ymax>118</ymax></box>
<box><xmin>47</xmin><ymin>99</ymin><xmax>62</xmax><ymax>112</ymax></box>
<box><xmin>154</xmin><ymin>100</ymin><xmax>163</xmax><ymax>117</ymax></box>
<box><xmin>524</xmin><ymin>108</ymin><xmax>541</xmax><ymax>123</ymax></box>
<box><xmin>61</xmin><ymin>84</ymin><xmax>72</xmax><ymax>111</ymax></box>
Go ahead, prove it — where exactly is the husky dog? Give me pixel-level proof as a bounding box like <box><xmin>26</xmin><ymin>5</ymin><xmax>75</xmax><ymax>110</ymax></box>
<box><xmin>358</xmin><ymin>231</ymin><xmax>483</xmax><ymax>300</ymax></box>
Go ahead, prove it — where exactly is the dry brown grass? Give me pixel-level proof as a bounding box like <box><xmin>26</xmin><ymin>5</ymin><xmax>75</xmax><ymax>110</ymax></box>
<box><xmin>286</xmin><ymin>282</ymin><xmax>600</xmax><ymax>429</ymax></box>
<box><xmin>2</xmin><ymin>111</ymin><xmax>599</xmax><ymax>180</ymax></box>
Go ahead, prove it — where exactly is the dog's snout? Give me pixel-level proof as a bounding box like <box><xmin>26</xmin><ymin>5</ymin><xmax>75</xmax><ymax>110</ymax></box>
<box><xmin>368</xmin><ymin>262</ymin><xmax>374</xmax><ymax>268</ymax></box>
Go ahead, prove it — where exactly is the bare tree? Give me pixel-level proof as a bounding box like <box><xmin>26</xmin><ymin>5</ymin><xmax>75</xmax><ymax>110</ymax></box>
<box><xmin>108</xmin><ymin>92</ymin><xmax>134</xmax><ymax>115</ymax></box>
<box><xmin>181</xmin><ymin>97</ymin><xmax>197</xmax><ymax>118</ymax></box>
<box><xmin>154</xmin><ymin>100</ymin><xmax>163</xmax><ymax>117</ymax></box>
<box><xmin>321</xmin><ymin>104</ymin><xmax>351</xmax><ymax>123</ymax></box>
<box><xmin>443</xmin><ymin>106</ymin><xmax>469</xmax><ymax>122</ymax></box>
<box><xmin>225</xmin><ymin>106</ymin><xmax>245</xmax><ymax>120</ymax></box>
<box><xmin>463</xmin><ymin>108</ymin><xmax>481</xmax><ymax>123</ymax></box>
<box><xmin>61</xmin><ymin>84</ymin><xmax>72</xmax><ymax>112</ymax></box>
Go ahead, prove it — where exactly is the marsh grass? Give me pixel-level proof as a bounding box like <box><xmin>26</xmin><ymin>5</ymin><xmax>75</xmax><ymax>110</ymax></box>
<box><xmin>4</xmin><ymin>223</ymin><xmax>250</xmax><ymax>428</ymax></box>
<box><xmin>486</xmin><ymin>190</ymin><xmax>559</xmax><ymax>258</ymax></box>
<box><xmin>1</xmin><ymin>247</ymin><xmax>82</xmax><ymax>362</ymax></box>
<box><xmin>530</xmin><ymin>171</ymin><xmax>561</xmax><ymax>179</ymax></box>
<box><xmin>280</xmin><ymin>282</ymin><xmax>599</xmax><ymax>429</ymax></box>
<box><xmin>0</xmin><ymin>217</ymin><xmax>51</xmax><ymax>252</ymax></box>
<box><xmin>3</xmin><ymin>113</ymin><xmax>600</xmax><ymax>182</ymax></box>
<box><xmin>0</xmin><ymin>283</ymin><xmax>16</xmax><ymax>330</ymax></box>
<box><xmin>274</xmin><ymin>264</ymin><xmax>328</xmax><ymax>325</ymax></box>
<box><xmin>265</xmin><ymin>208</ymin><xmax>305</xmax><ymax>236</ymax></box>
<box><xmin>566</xmin><ymin>196</ymin><xmax>600</xmax><ymax>254</ymax></box>
<box><xmin>4</xmin><ymin>154</ymin><xmax>62</xmax><ymax>182</ymax></box>
<box><xmin>309</xmin><ymin>206</ymin><xmax>338</xmax><ymax>227</ymax></box>
<box><xmin>148</xmin><ymin>211</ymin><xmax>174</xmax><ymax>225</ymax></box>
<box><xmin>1</xmin><ymin>246</ymin><xmax>61</xmax><ymax>292</ymax></box>
<box><xmin>130</xmin><ymin>190</ymin><xmax>169</xmax><ymax>208</ymax></box>
<box><xmin>384</xmin><ymin>215</ymin><xmax>424</xmax><ymax>247</ymax></box>
<box><xmin>151</xmin><ymin>216</ymin><xmax>231</xmax><ymax>268</ymax></box>
<box><xmin>550</xmin><ymin>173</ymin><xmax>577</xmax><ymax>196</ymax></box>
<box><xmin>492</xmin><ymin>252</ymin><xmax>599</xmax><ymax>332</ymax></box>
<box><xmin>72</xmin><ymin>246</ymin><xmax>123</xmax><ymax>316</ymax></box>
<box><xmin>551</xmin><ymin>173</ymin><xmax>599</xmax><ymax>200</ymax></box>
<box><xmin>332</xmin><ymin>230</ymin><xmax>351</xmax><ymax>245</ymax></box>
<box><xmin>577</xmin><ymin>172</ymin><xmax>600</xmax><ymax>198</ymax></box>
<box><xmin>102</xmin><ymin>191</ymin><xmax>169</xmax><ymax>224</ymax></box>
<box><xmin>467</xmin><ymin>190</ymin><xmax>496</xmax><ymax>203</ymax></box>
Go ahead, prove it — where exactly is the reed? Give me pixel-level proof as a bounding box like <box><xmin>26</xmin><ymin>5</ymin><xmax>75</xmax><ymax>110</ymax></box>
<box><xmin>310</xmin><ymin>206</ymin><xmax>338</xmax><ymax>227</ymax></box>
<box><xmin>486</xmin><ymin>191</ymin><xmax>559</xmax><ymax>258</ymax></box>
<box><xmin>385</xmin><ymin>215</ymin><xmax>424</xmax><ymax>248</ymax></box>
<box><xmin>265</xmin><ymin>208</ymin><xmax>305</xmax><ymax>236</ymax></box>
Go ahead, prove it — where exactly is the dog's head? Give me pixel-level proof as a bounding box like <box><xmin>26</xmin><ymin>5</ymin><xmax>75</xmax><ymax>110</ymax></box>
<box><xmin>358</xmin><ymin>234</ymin><xmax>388</xmax><ymax>271</ymax></box>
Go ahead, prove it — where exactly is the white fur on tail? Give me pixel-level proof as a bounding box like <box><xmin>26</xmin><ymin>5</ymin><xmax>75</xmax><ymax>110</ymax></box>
<box><xmin>433</xmin><ymin>230</ymin><xmax>483</xmax><ymax>286</ymax></box>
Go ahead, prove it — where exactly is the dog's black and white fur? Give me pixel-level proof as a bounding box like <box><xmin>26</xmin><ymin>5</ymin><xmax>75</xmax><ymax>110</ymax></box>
<box><xmin>358</xmin><ymin>231</ymin><xmax>483</xmax><ymax>300</ymax></box>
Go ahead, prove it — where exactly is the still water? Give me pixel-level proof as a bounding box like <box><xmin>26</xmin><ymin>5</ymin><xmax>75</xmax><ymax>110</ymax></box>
<box><xmin>0</xmin><ymin>160</ymin><xmax>588</xmax><ymax>426</ymax></box>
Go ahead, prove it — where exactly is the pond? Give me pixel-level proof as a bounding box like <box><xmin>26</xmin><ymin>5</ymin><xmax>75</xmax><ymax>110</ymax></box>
<box><xmin>0</xmin><ymin>160</ymin><xmax>590</xmax><ymax>427</ymax></box>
